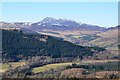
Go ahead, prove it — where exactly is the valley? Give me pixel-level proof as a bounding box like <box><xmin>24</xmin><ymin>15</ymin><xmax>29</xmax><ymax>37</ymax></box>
<box><xmin>0</xmin><ymin>17</ymin><xmax>119</xmax><ymax>79</ymax></box>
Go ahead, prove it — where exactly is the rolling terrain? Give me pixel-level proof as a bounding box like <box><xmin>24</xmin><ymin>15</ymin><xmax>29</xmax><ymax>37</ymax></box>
<box><xmin>1</xmin><ymin>17</ymin><xmax>119</xmax><ymax>79</ymax></box>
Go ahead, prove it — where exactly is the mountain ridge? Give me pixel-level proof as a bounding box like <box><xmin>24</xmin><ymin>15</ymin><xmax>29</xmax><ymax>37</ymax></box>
<box><xmin>30</xmin><ymin>17</ymin><xmax>106</xmax><ymax>31</ymax></box>
<box><xmin>1</xmin><ymin>17</ymin><xmax>107</xmax><ymax>31</ymax></box>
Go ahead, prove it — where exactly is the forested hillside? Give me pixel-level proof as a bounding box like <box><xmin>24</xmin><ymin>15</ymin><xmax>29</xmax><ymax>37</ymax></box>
<box><xmin>2</xmin><ymin>29</ymin><xmax>103</xmax><ymax>62</ymax></box>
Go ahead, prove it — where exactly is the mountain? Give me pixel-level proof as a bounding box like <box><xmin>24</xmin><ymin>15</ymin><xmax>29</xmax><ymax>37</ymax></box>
<box><xmin>30</xmin><ymin>17</ymin><xmax>105</xmax><ymax>31</ymax></box>
<box><xmin>106</xmin><ymin>25</ymin><xmax>120</xmax><ymax>30</ymax></box>
<box><xmin>0</xmin><ymin>17</ymin><xmax>106</xmax><ymax>36</ymax></box>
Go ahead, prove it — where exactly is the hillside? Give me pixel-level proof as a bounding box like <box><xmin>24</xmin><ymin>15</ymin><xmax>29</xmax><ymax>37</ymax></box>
<box><xmin>2</xmin><ymin>29</ymin><xmax>103</xmax><ymax>62</ymax></box>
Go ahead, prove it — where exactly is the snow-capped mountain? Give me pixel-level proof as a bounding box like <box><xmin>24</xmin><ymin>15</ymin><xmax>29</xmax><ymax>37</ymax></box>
<box><xmin>1</xmin><ymin>17</ymin><xmax>106</xmax><ymax>31</ymax></box>
<box><xmin>30</xmin><ymin>17</ymin><xmax>105</xmax><ymax>31</ymax></box>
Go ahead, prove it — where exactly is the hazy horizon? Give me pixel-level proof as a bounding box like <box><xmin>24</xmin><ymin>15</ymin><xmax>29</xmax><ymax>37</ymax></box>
<box><xmin>1</xmin><ymin>2</ymin><xmax>118</xmax><ymax>27</ymax></box>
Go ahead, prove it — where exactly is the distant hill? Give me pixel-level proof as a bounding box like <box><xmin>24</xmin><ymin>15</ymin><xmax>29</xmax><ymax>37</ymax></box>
<box><xmin>88</xmin><ymin>25</ymin><xmax>120</xmax><ymax>50</ymax></box>
<box><xmin>0</xmin><ymin>22</ymin><xmax>32</xmax><ymax>28</ymax></box>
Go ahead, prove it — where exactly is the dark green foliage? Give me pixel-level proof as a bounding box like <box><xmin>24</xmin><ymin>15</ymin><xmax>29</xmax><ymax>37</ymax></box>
<box><xmin>2</xmin><ymin>29</ymin><xmax>94</xmax><ymax>61</ymax></box>
<box><xmin>66</xmin><ymin>62</ymin><xmax>119</xmax><ymax>71</ymax></box>
<box><xmin>2</xmin><ymin>30</ymin><xmax>46</xmax><ymax>61</ymax></box>
<box><xmin>80</xmin><ymin>34</ymin><xmax>100</xmax><ymax>41</ymax></box>
<box><xmin>46</xmin><ymin>36</ymin><xmax>93</xmax><ymax>58</ymax></box>
<box><xmin>66</xmin><ymin>64</ymin><xmax>89</xmax><ymax>69</ymax></box>
<box><xmin>71</xmin><ymin>63</ymin><xmax>78</xmax><ymax>67</ymax></box>
<box><xmin>89</xmin><ymin>46</ymin><xmax>106</xmax><ymax>51</ymax></box>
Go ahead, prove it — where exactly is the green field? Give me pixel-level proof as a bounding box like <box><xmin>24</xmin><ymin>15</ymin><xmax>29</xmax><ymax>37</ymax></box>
<box><xmin>32</xmin><ymin>63</ymin><xmax>73</xmax><ymax>73</ymax></box>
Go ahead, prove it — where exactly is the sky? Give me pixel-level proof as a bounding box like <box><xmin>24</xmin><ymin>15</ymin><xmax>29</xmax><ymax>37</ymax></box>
<box><xmin>0</xmin><ymin>2</ymin><xmax>118</xmax><ymax>27</ymax></box>
<box><xmin>1</xmin><ymin>0</ymin><xmax>119</xmax><ymax>2</ymax></box>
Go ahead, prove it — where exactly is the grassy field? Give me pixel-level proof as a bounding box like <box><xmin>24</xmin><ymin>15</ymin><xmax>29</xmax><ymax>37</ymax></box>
<box><xmin>0</xmin><ymin>63</ymin><xmax>10</xmax><ymax>73</ymax></box>
<box><xmin>0</xmin><ymin>61</ymin><xmax>26</xmax><ymax>73</ymax></box>
<box><xmin>32</xmin><ymin>63</ymin><xmax>73</xmax><ymax>73</ymax></box>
